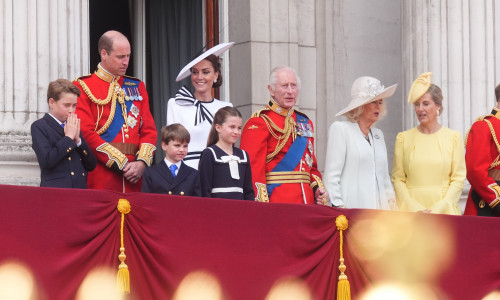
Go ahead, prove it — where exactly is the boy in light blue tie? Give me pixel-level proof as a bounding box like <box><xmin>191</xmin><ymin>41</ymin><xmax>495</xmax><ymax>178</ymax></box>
<box><xmin>141</xmin><ymin>124</ymin><xmax>201</xmax><ymax>196</ymax></box>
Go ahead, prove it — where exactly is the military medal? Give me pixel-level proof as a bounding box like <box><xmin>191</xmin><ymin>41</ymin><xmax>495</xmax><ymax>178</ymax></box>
<box><xmin>127</xmin><ymin>115</ymin><xmax>138</xmax><ymax>128</ymax></box>
<box><xmin>305</xmin><ymin>153</ymin><xmax>313</xmax><ymax>168</ymax></box>
<box><xmin>308</xmin><ymin>140</ymin><xmax>314</xmax><ymax>154</ymax></box>
<box><xmin>306</xmin><ymin>124</ymin><xmax>314</xmax><ymax>137</ymax></box>
<box><xmin>130</xmin><ymin>104</ymin><xmax>140</xmax><ymax>118</ymax></box>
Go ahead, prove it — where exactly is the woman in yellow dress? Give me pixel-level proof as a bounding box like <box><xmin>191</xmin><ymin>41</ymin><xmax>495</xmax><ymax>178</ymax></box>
<box><xmin>391</xmin><ymin>72</ymin><xmax>466</xmax><ymax>214</ymax></box>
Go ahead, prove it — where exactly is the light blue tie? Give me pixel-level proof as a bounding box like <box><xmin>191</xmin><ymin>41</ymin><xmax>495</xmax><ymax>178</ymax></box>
<box><xmin>170</xmin><ymin>164</ymin><xmax>178</xmax><ymax>177</ymax></box>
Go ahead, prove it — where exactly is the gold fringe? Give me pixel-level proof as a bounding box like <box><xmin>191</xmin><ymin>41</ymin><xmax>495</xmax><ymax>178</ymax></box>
<box><xmin>335</xmin><ymin>215</ymin><xmax>351</xmax><ymax>300</ymax></box>
<box><xmin>116</xmin><ymin>199</ymin><xmax>131</xmax><ymax>294</ymax></box>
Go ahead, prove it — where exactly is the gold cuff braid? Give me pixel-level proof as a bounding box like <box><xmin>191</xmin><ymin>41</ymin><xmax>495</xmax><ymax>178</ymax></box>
<box><xmin>311</xmin><ymin>174</ymin><xmax>328</xmax><ymax>205</ymax></box>
<box><xmin>255</xmin><ymin>182</ymin><xmax>269</xmax><ymax>202</ymax></box>
<box><xmin>137</xmin><ymin>143</ymin><xmax>156</xmax><ymax>167</ymax></box>
<box><xmin>97</xmin><ymin>143</ymin><xmax>128</xmax><ymax>170</ymax></box>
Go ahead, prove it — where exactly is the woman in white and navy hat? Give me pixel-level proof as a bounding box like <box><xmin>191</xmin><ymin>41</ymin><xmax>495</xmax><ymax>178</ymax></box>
<box><xmin>324</xmin><ymin>76</ymin><xmax>398</xmax><ymax>210</ymax></box>
<box><xmin>166</xmin><ymin>43</ymin><xmax>234</xmax><ymax>169</ymax></box>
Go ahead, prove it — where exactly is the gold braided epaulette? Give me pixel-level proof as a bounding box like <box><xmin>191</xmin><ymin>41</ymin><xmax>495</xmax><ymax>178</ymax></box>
<box><xmin>477</xmin><ymin>114</ymin><xmax>493</xmax><ymax>121</ymax></box>
<box><xmin>73</xmin><ymin>74</ymin><xmax>92</xmax><ymax>82</ymax></box>
<box><xmin>251</xmin><ymin>108</ymin><xmax>270</xmax><ymax>118</ymax></box>
<box><xmin>122</xmin><ymin>74</ymin><xmax>140</xmax><ymax>81</ymax></box>
<box><xmin>465</xmin><ymin>114</ymin><xmax>494</xmax><ymax>147</ymax></box>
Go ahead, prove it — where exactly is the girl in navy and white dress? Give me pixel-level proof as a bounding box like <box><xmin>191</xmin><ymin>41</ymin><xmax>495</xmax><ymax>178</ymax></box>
<box><xmin>198</xmin><ymin>107</ymin><xmax>255</xmax><ymax>200</ymax></box>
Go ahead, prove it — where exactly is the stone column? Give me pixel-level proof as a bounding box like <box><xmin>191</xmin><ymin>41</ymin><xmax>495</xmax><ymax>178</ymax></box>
<box><xmin>402</xmin><ymin>0</ymin><xmax>498</xmax><ymax>133</ymax></box>
<box><xmin>228</xmin><ymin>0</ymin><xmax>324</xmax><ymax>165</ymax></box>
<box><xmin>402</xmin><ymin>0</ymin><xmax>499</xmax><ymax>208</ymax></box>
<box><xmin>0</xmin><ymin>0</ymin><xmax>89</xmax><ymax>186</ymax></box>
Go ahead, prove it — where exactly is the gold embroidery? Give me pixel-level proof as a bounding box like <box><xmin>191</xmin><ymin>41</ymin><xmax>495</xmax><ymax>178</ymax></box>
<box><xmin>137</xmin><ymin>143</ymin><xmax>156</xmax><ymax>167</ymax></box>
<box><xmin>311</xmin><ymin>174</ymin><xmax>328</xmax><ymax>205</ymax></box>
<box><xmin>97</xmin><ymin>143</ymin><xmax>128</xmax><ymax>170</ymax></box>
<box><xmin>266</xmin><ymin>171</ymin><xmax>310</xmax><ymax>184</ymax></box>
<box><xmin>255</xmin><ymin>182</ymin><xmax>269</xmax><ymax>202</ymax></box>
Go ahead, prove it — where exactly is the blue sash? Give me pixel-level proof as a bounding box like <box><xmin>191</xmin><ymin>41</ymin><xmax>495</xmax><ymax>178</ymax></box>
<box><xmin>100</xmin><ymin>77</ymin><xmax>139</xmax><ymax>142</ymax></box>
<box><xmin>266</xmin><ymin>115</ymin><xmax>309</xmax><ymax>197</ymax></box>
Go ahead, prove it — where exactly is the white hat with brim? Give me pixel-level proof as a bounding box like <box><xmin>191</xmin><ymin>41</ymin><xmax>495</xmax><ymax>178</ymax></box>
<box><xmin>175</xmin><ymin>42</ymin><xmax>235</xmax><ymax>82</ymax></box>
<box><xmin>335</xmin><ymin>76</ymin><xmax>397</xmax><ymax>117</ymax></box>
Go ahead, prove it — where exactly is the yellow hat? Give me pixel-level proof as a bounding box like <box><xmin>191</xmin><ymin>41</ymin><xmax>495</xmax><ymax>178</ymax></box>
<box><xmin>408</xmin><ymin>72</ymin><xmax>432</xmax><ymax>103</ymax></box>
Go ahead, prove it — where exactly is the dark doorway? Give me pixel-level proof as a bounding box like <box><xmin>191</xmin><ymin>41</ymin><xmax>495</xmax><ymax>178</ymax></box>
<box><xmin>88</xmin><ymin>0</ymin><xmax>135</xmax><ymax>75</ymax></box>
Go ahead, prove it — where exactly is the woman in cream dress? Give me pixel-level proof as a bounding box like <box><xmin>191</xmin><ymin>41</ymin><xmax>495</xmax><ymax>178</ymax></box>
<box><xmin>391</xmin><ymin>72</ymin><xmax>466</xmax><ymax>214</ymax></box>
<box><xmin>324</xmin><ymin>76</ymin><xmax>398</xmax><ymax>209</ymax></box>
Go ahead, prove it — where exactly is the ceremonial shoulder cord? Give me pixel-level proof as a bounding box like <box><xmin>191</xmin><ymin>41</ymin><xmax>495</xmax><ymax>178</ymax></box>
<box><xmin>260</xmin><ymin>114</ymin><xmax>297</xmax><ymax>163</ymax></box>
<box><xmin>77</xmin><ymin>79</ymin><xmax>128</xmax><ymax>135</ymax></box>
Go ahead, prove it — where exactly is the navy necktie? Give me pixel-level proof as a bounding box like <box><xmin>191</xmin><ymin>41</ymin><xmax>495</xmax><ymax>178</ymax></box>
<box><xmin>170</xmin><ymin>164</ymin><xmax>178</xmax><ymax>177</ymax></box>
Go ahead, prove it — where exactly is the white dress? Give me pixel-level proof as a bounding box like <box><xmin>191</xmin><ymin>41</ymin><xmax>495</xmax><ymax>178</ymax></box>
<box><xmin>323</xmin><ymin>121</ymin><xmax>395</xmax><ymax>209</ymax></box>
<box><xmin>166</xmin><ymin>86</ymin><xmax>232</xmax><ymax>169</ymax></box>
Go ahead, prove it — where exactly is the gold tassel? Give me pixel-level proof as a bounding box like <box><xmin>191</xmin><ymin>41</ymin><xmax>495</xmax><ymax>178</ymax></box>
<box><xmin>335</xmin><ymin>215</ymin><xmax>351</xmax><ymax>300</ymax></box>
<box><xmin>116</xmin><ymin>198</ymin><xmax>131</xmax><ymax>294</ymax></box>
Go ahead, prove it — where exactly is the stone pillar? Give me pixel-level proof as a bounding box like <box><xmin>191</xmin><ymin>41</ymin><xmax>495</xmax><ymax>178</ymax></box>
<box><xmin>228</xmin><ymin>0</ymin><xmax>324</xmax><ymax>165</ymax></box>
<box><xmin>0</xmin><ymin>0</ymin><xmax>89</xmax><ymax>186</ymax></box>
<box><xmin>402</xmin><ymin>0</ymin><xmax>498</xmax><ymax>133</ymax></box>
<box><xmin>402</xmin><ymin>0</ymin><xmax>499</xmax><ymax>208</ymax></box>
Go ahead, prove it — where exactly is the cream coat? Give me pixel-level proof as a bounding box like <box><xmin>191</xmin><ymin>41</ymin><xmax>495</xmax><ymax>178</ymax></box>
<box><xmin>323</xmin><ymin>121</ymin><xmax>395</xmax><ymax>209</ymax></box>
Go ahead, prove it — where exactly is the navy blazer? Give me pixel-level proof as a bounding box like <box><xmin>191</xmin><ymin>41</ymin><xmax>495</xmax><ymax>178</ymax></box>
<box><xmin>142</xmin><ymin>160</ymin><xmax>201</xmax><ymax>197</ymax></box>
<box><xmin>31</xmin><ymin>113</ymin><xmax>97</xmax><ymax>188</ymax></box>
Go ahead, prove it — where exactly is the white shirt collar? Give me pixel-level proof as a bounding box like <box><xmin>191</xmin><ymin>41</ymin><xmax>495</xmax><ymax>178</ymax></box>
<box><xmin>164</xmin><ymin>158</ymin><xmax>181</xmax><ymax>169</ymax></box>
<box><xmin>48</xmin><ymin>113</ymin><xmax>64</xmax><ymax>126</ymax></box>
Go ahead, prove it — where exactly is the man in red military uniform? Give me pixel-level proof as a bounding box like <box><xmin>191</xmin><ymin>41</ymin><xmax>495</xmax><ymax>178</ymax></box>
<box><xmin>74</xmin><ymin>30</ymin><xmax>156</xmax><ymax>193</ymax></box>
<box><xmin>240</xmin><ymin>66</ymin><xmax>329</xmax><ymax>204</ymax></box>
<box><xmin>464</xmin><ymin>83</ymin><xmax>500</xmax><ymax>216</ymax></box>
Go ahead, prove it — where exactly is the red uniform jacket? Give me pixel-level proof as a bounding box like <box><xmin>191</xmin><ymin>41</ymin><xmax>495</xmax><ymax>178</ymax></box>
<box><xmin>240</xmin><ymin>100</ymin><xmax>324</xmax><ymax>204</ymax></box>
<box><xmin>74</xmin><ymin>65</ymin><xmax>157</xmax><ymax>193</ymax></box>
<box><xmin>464</xmin><ymin>108</ymin><xmax>500</xmax><ymax>216</ymax></box>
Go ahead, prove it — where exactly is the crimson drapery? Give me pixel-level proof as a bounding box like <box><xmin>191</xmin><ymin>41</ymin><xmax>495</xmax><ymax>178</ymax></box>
<box><xmin>0</xmin><ymin>184</ymin><xmax>499</xmax><ymax>299</ymax></box>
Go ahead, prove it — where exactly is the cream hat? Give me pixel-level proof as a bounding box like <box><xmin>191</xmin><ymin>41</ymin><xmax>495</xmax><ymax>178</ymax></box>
<box><xmin>175</xmin><ymin>42</ymin><xmax>235</xmax><ymax>82</ymax></box>
<box><xmin>408</xmin><ymin>72</ymin><xmax>432</xmax><ymax>103</ymax></box>
<box><xmin>335</xmin><ymin>76</ymin><xmax>397</xmax><ymax>117</ymax></box>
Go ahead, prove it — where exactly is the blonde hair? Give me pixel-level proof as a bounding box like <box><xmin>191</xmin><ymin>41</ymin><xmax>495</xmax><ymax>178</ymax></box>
<box><xmin>345</xmin><ymin>100</ymin><xmax>387</xmax><ymax>123</ymax></box>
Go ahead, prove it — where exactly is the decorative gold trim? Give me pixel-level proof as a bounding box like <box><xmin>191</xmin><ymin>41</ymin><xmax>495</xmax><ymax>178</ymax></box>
<box><xmin>268</xmin><ymin>97</ymin><xmax>294</xmax><ymax>117</ymax></box>
<box><xmin>266</xmin><ymin>171</ymin><xmax>309</xmax><ymax>176</ymax></box>
<box><xmin>137</xmin><ymin>143</ymin><xmax>156</xmax><ymax>167</ymax></box>
<box><xmin>255</xmin><ymin>182</ymin><xmax>269</xmax><ymax>202</ymax></box>
<box><xmin>487</xmin><ymin>183</ymin><xmax>500</xmax><ymax>209</ymax></box>
<box><xmin>266</xmin><ymin>179</ymin><xmax>310</xmax><ymax>184</ymax></box>
<box><xmin>78</xmin><ymin>78</ymin><xmax>128</xmax><ymax>135</ymax></box>
<box><xmin>483</xmin><ymin>118</ymin><xmax>500</xmax><ymax>169</ymax></box>
<box><xmin>266</xmin><ymin>171</ymin><xmax>310</xmax><ymax>184</ymax></box>
<box><xmin>490</xmin><ymin>199</ymin><xmax>500</xmax><ymax>209</ymax></box>
<box><xmin>260</xmin><ymin>113</ymin><xmax>296</xmax><ymax>163</ymax></box>
<box><xmin>311</xmin><ymin>174</ymin><xmax>328</xmax><ymax>205</ymax></box>
<box><xmin>95</xmin><ymin>64</ymin><xmax>117</xmax><ymax>83</ymax></box>
<box><xmin>97</xmin><ymin>143</ymin><xmax>128</xmax><ymax>170</ymax></box>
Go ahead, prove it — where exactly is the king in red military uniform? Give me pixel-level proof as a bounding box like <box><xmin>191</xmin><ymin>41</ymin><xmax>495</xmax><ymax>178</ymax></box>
<box><xmin>465</xmin><ymin>101</ymin><xmax>500</xmax><ymax>216</ymax></box>
<box><xmin>240</xmin><ymin>66</ymin><xmax>329</xmax><ymax>204</ymax></box>
<box><xmin>74</xmin><ymin>30</ymin><xmax>157</xmax><ymax>193</ymax></box>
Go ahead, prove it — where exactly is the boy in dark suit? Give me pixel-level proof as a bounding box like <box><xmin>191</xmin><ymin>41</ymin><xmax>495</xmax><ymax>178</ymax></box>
<box><xmin>31</xmin><ymin>79</ymin><xmax>97</xmax><ymax>188</ymax></box>
<box><xmin>142</xmin><ymin>124</ymin><xmax>201</xmax><ymax>196</ymax></box>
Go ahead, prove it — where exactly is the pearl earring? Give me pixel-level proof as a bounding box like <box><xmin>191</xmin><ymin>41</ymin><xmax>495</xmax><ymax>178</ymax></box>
<box><xmin>214</xmin><ymin>79</ymin><xmax>217</xmax><ymax>83</ymax></box>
